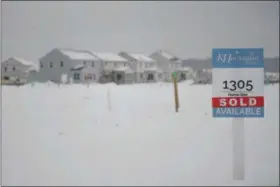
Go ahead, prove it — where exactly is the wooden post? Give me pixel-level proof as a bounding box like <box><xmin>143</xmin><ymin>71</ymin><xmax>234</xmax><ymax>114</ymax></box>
<box><xmin>172</xmin><ymin>72</ymin><xmax>179</xmax><ymax>112</ymax></box>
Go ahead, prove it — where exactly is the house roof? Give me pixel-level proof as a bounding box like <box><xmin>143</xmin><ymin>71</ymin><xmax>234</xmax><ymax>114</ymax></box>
<box><xmin>58</xmin><ymin>48</ymin><xmax>99</xmax><ymax>60</ymax></box>
<box><xmin>114</xmin><ymin>66</ymin><xmax>134</xmax><ymax>73</ymax></box>
<box><xmin>144</xmin><ymin>67</ymin><xmax>158</xmax><ymax>71</ymax></box>
<box><xmin>144</xmin><ymin>66</ymin><xmax>165</xmax><ymax>72</ymax></box>
<box><xmin>91</xmin><ymin>52</ymin><xmax>128</xmax><ymax>62</ymax></box>
<box><xmin>175</xmin><ymin>67</ymin><xmax>193</xmax><ymax>72</ymax></box>
<box><xmin>103</xmin><ymin>63</ymin><xmax>133</xmax><ymax>73</ymax></box>
<box><xmin>3</xmin><ymin>57</ymin><xmax>36</xmax><ymax>67</ymax></box>
<box><xmin>70</xmin><ymin>64</ymin><xmax>85</xmax><ymax>71</ymax></box>
<box><xmin>157</xmin><ymin>50</ymin><xmax>180</xmax><ymax>61</ymax></box>
<box><xmin>126</xmin><ymin>53</ymin><xmax>155</xmax><ymax>62</ymax></box>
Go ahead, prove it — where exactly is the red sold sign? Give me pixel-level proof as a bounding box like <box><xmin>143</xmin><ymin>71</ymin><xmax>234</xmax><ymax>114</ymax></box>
<box><xmin>212</xmin><ymin>96</ymin><xmax>264</xmax><ymax>108</ymax></box>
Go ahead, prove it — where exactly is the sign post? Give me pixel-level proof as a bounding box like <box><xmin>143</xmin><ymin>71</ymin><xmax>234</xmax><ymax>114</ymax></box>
<box><xmin>172</xmin><ymin>72</ymin><xmax>179</xmax><ymax>112</ymax></box>
<box><xmin>212</xmin><ymin>48</ymin><xmax>264</xmax><ymax>180</ymax></box>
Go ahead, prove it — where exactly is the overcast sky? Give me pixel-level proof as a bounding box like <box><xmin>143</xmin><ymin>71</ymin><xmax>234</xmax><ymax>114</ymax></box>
<box><xmin>1</xmin><ymin>1</ymin><xmax>279</xmax><ymax>63</ymax></box>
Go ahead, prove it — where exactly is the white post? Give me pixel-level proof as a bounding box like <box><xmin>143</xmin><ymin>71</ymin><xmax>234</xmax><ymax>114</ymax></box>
<box><xmin>107</xmin><ymin>87</ymin><xmax>111</xmax><ymax>111</ymax></box>
<box><xmin>232</xmin><ymin>118</ymin><xmax>245</xmax><ymax>180</ymax></box>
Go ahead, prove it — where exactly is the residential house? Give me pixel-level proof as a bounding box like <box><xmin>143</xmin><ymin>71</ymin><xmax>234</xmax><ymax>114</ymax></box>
<box><xmin>149</xmin><ymin>50</ymin><xmax>193</xmax><ymax>82</ymax></box>
<box><xmin>193</xmin><ymin>68</ymin><xmax>212</xmax><ymax>84</ymax></box>
<box><xmin>91</xmin><ymin>52</ymin><xmax>133</xmax><ymax>84</ymax></box>
<box><xmin>265</xmin><ymin>72</ymin><xmax>279</xmax><ymax>84</ymax></box>
<box><xmin>1</xmin><ymin>57</ymin><xmax>38</xmax><ymax>85</ymax></box>
<box><xmin>119</xmin><ymin>52</ymin><xmax>163</xmax><ymax>83</ymax></box>
<box><xmin>38</xmin><ymin>48</ymin><xmax>102</xmax><ymax>83</ymax></box>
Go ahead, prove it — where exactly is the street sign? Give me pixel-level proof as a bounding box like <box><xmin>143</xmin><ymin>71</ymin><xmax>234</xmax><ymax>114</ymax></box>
<box><xmin>212</xmin><ymin>48</ymin><xmax>264</xmax><ymax>118</ymax></box>
<box><xmin>172</xmin><ymin>72</ymin><xmax>177</xmax><ymax>79</ymax></box>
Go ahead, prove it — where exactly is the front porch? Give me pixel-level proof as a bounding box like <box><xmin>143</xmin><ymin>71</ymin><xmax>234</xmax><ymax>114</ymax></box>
<box><xmin>112</xmin><ymin>67</ymin><xmax>134</xmax><ymax>85</ymax></box>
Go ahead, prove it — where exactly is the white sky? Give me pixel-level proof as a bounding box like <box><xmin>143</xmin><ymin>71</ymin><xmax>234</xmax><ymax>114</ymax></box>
<box><xmin>1</xmin><ymin>1</ymin><xmax>279</xmax><ymax>63</ymax></box>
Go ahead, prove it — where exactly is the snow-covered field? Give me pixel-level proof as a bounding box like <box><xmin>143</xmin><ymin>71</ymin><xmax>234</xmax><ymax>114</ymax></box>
<box><xmin>2</xmin><ymin>82</ymin><xmax>279</xmax><ymax>186</ymax></box>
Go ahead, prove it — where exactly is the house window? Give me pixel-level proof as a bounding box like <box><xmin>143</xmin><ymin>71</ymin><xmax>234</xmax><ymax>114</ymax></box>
<box><xmin>60</xmin><ymin>61</ymin><xmax>64</xmax><ymax>67</ymax></box>
<box><xmin>114</xmin><ymin>62</ymin><xmax>117</xmax><ymax>67</ymax></box>
<box><xmin>181</xmin><ymin>73</ymin><xmax>186</xmax><ymax>80</ymax></box>
<box><xmin>92</xmin><ymin>62</ymin><xmax>94</xmax><ymax>67</ymax></box>
<box><xmin>147</xmin><ymin>74</ymin><xmax>154</xmax><ymax>81</ymax></box>
<box><xmin>140</xmin><ymin>73</ymin><xmax>143</xmax><ymax>79</ymax></box>
<box><xmin>124</xmin><ymin>63</ymin><xmax>126</xmax><ymax>67</ymax></box>
<box><xmin>4</xmin><ymin>67</ymin><xmax>7</xmax><ymax>72</ymax></box>
<box><xmin>3</xmin><ymin>76</ymin><xmax>9</xmax><ymax>80</ymax></box>
<box><xmin>50</xmin><ymin>62</ymin><xmax>53</xmax><ymax>68</ymax></box>
<box><xmin>40</xmin><ymin>62</ymin><xmax>43</xmax><ymax>68</ymax></box>
<box><xmin>85</xmin><ymin>73</ymin><xmax>92</xmax><ymax>80</ymax></box>
<box><xmin>73</xmin><ymin>72</ymin><xmax>80</xmax><ymax>80</ymax></box>
<box><xmin>13</xmin><ymin>66</ymin><xmax>16</xmax><ymax>71</ymax></box>
<box><xmin>83</xmin><ymin>61</ymin><xmax>86</xmax><ymax>65</ymax></box>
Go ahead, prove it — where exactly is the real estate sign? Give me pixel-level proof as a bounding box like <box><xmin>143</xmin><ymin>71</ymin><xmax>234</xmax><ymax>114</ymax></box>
<box><xmin>212</xmin><ymin>48</ymin><xmax>264</xmax><ymax>118</ymax></box>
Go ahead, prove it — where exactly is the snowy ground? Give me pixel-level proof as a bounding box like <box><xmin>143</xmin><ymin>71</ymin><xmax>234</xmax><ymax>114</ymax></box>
<box><xmin>2</xmin><ymin>82</ymin><xmax>279</xmax><ymax>186</ymax></box>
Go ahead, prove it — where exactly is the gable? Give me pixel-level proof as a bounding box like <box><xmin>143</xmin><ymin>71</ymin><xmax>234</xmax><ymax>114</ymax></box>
<box><xmin>39</xmin><ymin>48</ymin><xmax>68</xmax><ymax>62</ymax></box>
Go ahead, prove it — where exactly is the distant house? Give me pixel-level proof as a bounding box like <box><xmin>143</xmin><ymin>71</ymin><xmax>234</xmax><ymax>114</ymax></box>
<box><xmin>149</xmin><ymin>50</ymin><xmax>193</xmax><ymax>82</ymax></box>
<box><xmin>1</xmin><ymin>57</ymin><xmax>38</xmax><ymax>85</ymax></box>
<box><xmin>119</xmin><ymin>52</ymin><xmax>162</xmax><ymax>83</ymax></box>
<box><xmin>265</xmin><ymin>72</ymin><xmax>279</xmax><ymax>84</ymax></box>
<box><xmin>91</xmin><ymin>52</ymin><xmax>133</xmax><ymax>84</ymax></box>
<box><xmin>38</xmin><ymin>48</ymin><xmax>102</xmax><ymax>83</ymax></box>
<box><xmin>193</xmin><ymin>68</ymin><xmax>212</xmax><ymax>84</ymax></box>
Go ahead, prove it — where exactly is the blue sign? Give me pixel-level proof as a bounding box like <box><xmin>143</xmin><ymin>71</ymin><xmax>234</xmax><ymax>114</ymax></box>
<box><xmin>212</xmin><ymin>48</ymin><xmax>264</xmax><ymax>68</ymax></box>
<box><xmin>213</xmin><ymin>107</ymin><xmax>264</xmax><ymax>118</ymax></box>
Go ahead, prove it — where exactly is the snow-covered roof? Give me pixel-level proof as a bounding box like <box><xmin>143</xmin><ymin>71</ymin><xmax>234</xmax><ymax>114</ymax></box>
<box><xmin>114</xmin><ymin>66</ymin><xmax>134</xmax><ymax>73</ymax></box>
<box><xmin>91</xmin><ymin>52</ymin><xmax>128</xmax><ymax>62</ymax></box>
<box><xmin>127</xmin><ymin>53</ymin><xmax>155</xmax><ymax>62</ymax></box>
<box><xmin>157</xmin><ymin>50</ymin><xmax>180</xmax><ymax>61</ymax></box>
<box><xmin>26</xmin><ymin>66</ymin><xmax>39</xmax><ymax>72</ymax></box>
<box><xmin>144</xmin><ymin>67</ymin><xmax>158</xmax><ymax>72</ymax></box>
<box><xmin>181</xmin><ymin>67</ymin><xmax>193</xmax><ymax>71</ymax></box>
<box><xmin>103</xmin><ymin>63</ymin><xmax>133</xmax><ymax>73</ymax></box>
<box><xmin>70</xmin><ymin>64</ymin><xmax>85</xmax><ymax>71</ymax></box>
<box><xmin>4</xmin><ymin>57</ymin><xmax>36</xmax><ymax>67</ymax></box>
<box><xmin>59</xmin><ymin>49</ymin><xmax>99</xmax><ymax>60</ymax></box>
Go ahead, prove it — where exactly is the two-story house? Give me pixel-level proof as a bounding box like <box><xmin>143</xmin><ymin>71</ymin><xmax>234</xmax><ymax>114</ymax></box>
<box><xmin>150</xmin><ymin>50</ymin><xmax>193</xmax><ymax>82</ymax></box>
<box><xmin>119</xmin><ymin>52</ymin><xmax>163</xmax><ymax>83</ymax></box>
<box><xmin>90</xmin><ymin>52</ymin><xmax>134</xmax><ymax>84</ymax></box>
<box><xmin>1</xmin><ymin>57</ymin><xmax>38</xmax><ymax>85</ymax></box>
<box><xmin>38</xmin><ymin>48</ymin><xmax>102</xmax><ymax>83</ymax></box>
